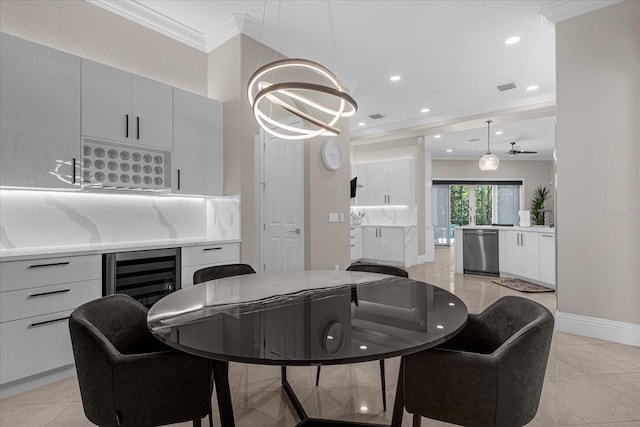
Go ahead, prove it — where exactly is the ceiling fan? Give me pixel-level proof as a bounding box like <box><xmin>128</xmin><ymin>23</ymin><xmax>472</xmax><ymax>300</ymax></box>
<box><xmin>506</xmin><ymin>141</ymin><xmax>538</xmax><ymax>156</ymax></box>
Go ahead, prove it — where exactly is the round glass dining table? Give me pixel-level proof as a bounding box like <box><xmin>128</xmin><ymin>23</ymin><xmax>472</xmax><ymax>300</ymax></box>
<box><xmin>148</xmin><ymin>270</ymin><xmax>468</xmax><ymax>427</ymax></box>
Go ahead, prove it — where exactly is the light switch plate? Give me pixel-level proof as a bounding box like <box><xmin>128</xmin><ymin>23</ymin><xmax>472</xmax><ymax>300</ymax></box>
<box><xmin>329</xmin><ymin>213</ymin><xmax>339</xmax><ymax>223</ymax></box>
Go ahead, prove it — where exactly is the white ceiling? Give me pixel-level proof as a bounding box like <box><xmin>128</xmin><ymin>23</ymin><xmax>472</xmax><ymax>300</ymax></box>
<box><xmin>88</xmin><ymin>0</ymin><xmax>617</xmax><ymax>161</ymax></box>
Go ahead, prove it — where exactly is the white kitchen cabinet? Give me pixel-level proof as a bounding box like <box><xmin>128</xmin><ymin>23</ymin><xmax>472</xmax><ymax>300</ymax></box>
<box><xmin>362</xmin><ymin>226</ymin><xmax>408</xmax><ymax>265</ymax></box>
<box><xmin>356</xmin><ymin>159</ymin><xmax>415</xmax><ymax>206</ymax></box>
<box><xmin>503</xmin><ymin>230</ymin><xmax>540</xmax><ymax>281</ymax></box>
<box><xmin>350</xmin><ymin>227</ymin><xmax>363</xmax><ymax>261</ymax></box>
<box><xmin>81</xmin><ymin>59</ymin><xmax>173</xmax><ymax>150</ymax></box>
<box><xmin>173</xmin><ymin>89</ymin><xmax>223</xmax><ymax>196</ymax></box>
<box><xmin>0</xmin><ymin>33</ymin><xmax>81</xmax><ymax>189</ymax></box>
<box><xmin>539</xmin><ymin>233</ymin><xmax>556</xmax><ymax>286</ymax></box>
<box><xmin>0</xmin><ymin>254</ymin><xmax>101</xmax><ymax>385</ymax></box>
<box><xmin>181</xmin><ymin>242</ymin><xmax>240</xmax><ymax>288</ymax></box>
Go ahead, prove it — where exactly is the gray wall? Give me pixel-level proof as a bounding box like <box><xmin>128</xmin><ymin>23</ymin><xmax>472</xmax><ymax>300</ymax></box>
<box><xmin>431</xmin><ymin>160</ymin><xmax>555</xmax><ymax>215</ymax></box>
<box><xmin>556</xmin><ymin>1</ymin><xmax>640</xmax><ymax>326</ymax></box>
<box><xmin>0</xmin><ymin>0</ymin><xmax>207</xmax><ymax>95</ymax></box>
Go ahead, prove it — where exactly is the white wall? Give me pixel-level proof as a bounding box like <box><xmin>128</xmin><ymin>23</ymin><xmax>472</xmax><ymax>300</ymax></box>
<box><xmin>555</xmin><ymin>0</ymin><xmax>639</xmax><ymax>342</ymax></box>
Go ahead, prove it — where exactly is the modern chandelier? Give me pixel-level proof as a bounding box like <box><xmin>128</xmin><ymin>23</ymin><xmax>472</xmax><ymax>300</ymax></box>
<box><xmin>479</xmin><ymin>120</ymin><xmax>500</xmax><ymax>171</ymax></box>
<box><xmin>247</xmin><ymin>1</ymin><xmax>357</xmax><ymax>140</ymax></box>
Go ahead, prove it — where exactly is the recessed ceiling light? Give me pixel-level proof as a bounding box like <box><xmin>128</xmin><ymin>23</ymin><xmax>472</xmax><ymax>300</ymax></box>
<box><xmin>505</xmin><ymin>36</ymin><xmax>520</xmax><ymax>45</ymax></box>
<box><xmin>421</xmin><ymin>108</ymin><xmax>430</xmax><ymax>113</ymax></box>
<box><xmin>527</xmin><ymin>85</ymin><xmax>539</xmax><ymax>91</ymax></box>
<box><xmin>359</xmin><ymin>345</ymin><xmax>368</xmax><ymax>350</ymax></box>
<box><xmin>436</xmin><ymin>325</ymin><xmax>444</xmax><ymax>329</ymax></box>
<box><xmin>360</xmin><ymin>406</ymin><xmax>368</xmax><ymax>412</ymax></box>
<box><xmin>446</xmin><ymin>149</ymin><xmax>453</xmax><ymax>153</ymax></box>
<box><xmin>358</xmin><ymin>122</ymin><xmax>366</xmax><ymax>126</ymax></box>
<box><xmin>495</xmin><ymin>131</ymin><xmax>503</xmax><ymax>135</ymax></box>
<box><xmin>389</xmin><ymin>75</ymin><xmax>401</xmax><ymax>82</ymax></box>
<box><xmin>434</xmin><ymin>134</ymin><xmax>441</xmax><ymax>139</ymax></box>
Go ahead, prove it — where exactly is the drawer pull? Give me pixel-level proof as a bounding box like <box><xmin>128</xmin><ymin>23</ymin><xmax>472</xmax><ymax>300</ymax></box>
<box><xmin>350</xmin><ymin>236</ymin><xmax>356</xmax><ymax>239</ymax></box>
<box><xmin>202</xmin><ymin>247</ymin><xmax>223</xmax><ymax>251</ymax></box>
<box><xmin>28</xmin><ymin>261</ymin><xmax>70</xmax><ymax>269</ymax></box>
<box><xmin>350</xmin><ymin>244</ymin><xmax>356</xmax><ymax>247</ymax></box>
<box><xmin>28</xmin><ymin>288</ymin><xmax>71</xmax><ymax>298</ymax></box>
<box><xmin>29</xmin><ymin>316</ymin><xmax>69</xmax><ymax>328</ymax></box>
<box><xmin>541</xmin><ymin>234</ymin><xmax>554</xmax><ymax>238</ymax></box>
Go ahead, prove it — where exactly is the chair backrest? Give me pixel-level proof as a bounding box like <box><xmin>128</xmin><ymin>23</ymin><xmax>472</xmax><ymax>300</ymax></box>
<box><xmin>193</xmin><ymin>263</ymin><xmax>256</xmax><ymax>284</ymax></box>
<box><xmin>346</xmin><ymin>263</ymin><xmax>409</xmax><ymax>278</ymax></box>
<box><xmin>404</xmin><ymin>296</ymin><xmax>554</xmax><ymax>427</ymax></box>
<box><xmin>69</xmin><ymin>295</ymin><xmax>164</xmax><ymax>425</ymax></box>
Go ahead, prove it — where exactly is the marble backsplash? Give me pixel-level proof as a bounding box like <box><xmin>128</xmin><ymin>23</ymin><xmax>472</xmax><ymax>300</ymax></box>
<box><xmin>350</xmin><ymin>205</ymin><xmax>417</xmax><ymax>226</ymax></box>
<box><xmin>0</xmin><ymin>189</ymin><xmax>240</xmax><ymax>250</ymax></box>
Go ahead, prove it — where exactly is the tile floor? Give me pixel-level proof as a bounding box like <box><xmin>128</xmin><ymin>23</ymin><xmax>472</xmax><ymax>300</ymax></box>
<box><xmin>1</xmin><ymin>247</ymin><xmax>639</xmax><ymax>426</ymax></box>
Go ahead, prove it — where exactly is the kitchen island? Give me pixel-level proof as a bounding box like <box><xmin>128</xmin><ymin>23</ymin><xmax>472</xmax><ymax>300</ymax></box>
<box><xmin>453</xmin><ymin>226</ymin><xmax>556</xmax><ymax>288</ymax></box>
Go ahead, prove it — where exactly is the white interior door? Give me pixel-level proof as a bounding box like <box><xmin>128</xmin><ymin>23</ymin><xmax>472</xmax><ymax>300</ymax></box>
<box><xmin>259</xmin><ymin>130</ymin><xmax>304</xmax><ymax>272</ymax></box>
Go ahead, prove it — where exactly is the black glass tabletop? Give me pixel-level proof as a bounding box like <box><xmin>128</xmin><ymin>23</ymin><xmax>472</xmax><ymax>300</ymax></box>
<box><xmin>147</xmin><ymin>270</ymin><xmax>468</xmax><ymax>366</ymax></box>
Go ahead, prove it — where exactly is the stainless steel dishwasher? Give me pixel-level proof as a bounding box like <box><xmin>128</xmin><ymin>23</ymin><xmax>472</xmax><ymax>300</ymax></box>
<box><xmin>463</xmin><ymin>229</ymin><xmax>499</xmax><ymax>276</ymax></box>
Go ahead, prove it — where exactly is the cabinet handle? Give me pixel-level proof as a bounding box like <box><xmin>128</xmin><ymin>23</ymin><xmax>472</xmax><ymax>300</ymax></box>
<box><xmin>125</xmin><ymin>114</ymin><xmax>129</xmax><ymax>138</ymax></box>
<box><xmin>29</xmin><ymin>316</ymin><xmax>69</xmax><ymax>328</ymax></box>
<box><xmin>72</xmin><ymin>158</ymin><xmax>77</xmax><ymax>184</ymax></box>
<box><xmin>388</xmin><ymin>195</ymin><xmax>390</xmax><ymax>204</ymax></box>
<box><xmin>350</xmin><ymin>244</ymin><xmax>356</xmax><ymax>247</ymax></box>
<box><xmin>28</xmin><ymin>261</ymin><xmax>70</xmax><ymax>269</ymax></box>
<box><xmin>136</xmin><ymin>116</ymin><xmax>140</xmax><ymax>140</ymax></box>
<box><xmin>541</xmin><ymin>234</ymin><xmax>554</xmax><ymax>238</ymax></box>
<box><xmin>28</xmin><ymin>288</ymin><xmax>70</xmax><ymax>298</ymax></box>
<box><xmin>177</xmin><ymin>169</ymin><xmax>181</xmax><ymax>190</ymax></box>
<box><xmin>350</xmin><ymin>236</ymin><xmax>356</xmax><ymax>239</ymax></box>
<box><xmin>202</xmin><ymin>247</ymin><xmax>223</xmax><ymax>251</ymax></box>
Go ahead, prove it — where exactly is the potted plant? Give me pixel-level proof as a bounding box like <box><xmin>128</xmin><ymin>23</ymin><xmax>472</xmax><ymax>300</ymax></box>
<box><xmin>530</xmin><ymin>185</ymin><xmax>550</xmax><ymax>225</ymax></box>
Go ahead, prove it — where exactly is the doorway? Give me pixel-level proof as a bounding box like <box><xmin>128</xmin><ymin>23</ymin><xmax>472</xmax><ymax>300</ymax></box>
<box><xmin>256</xmin><ymin>126</ymin><xmax>305</xmax><ymax>272</ymax></box>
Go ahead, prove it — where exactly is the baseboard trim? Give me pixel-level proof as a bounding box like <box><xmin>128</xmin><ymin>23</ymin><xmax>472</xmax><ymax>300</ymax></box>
<box><xmin>0</xmin><ymin>365</ymin><xmax>75</xmax><ymax>399</ymax></box>
<box><xmin>415</xmin><ymin>254</ymin><xmax>431</xmax><ymax>265</ymax></box>
<box><xmin>556</xmin><ymin>311</ymin><xmax>640</xmax><ymax>347</ymax></box>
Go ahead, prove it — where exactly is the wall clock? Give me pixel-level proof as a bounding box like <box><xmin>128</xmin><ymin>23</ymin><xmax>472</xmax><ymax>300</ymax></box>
<box><xmin>321</xmin><ymin>139</ymin><xmax>343</xmax><ymax>171</ymax></box>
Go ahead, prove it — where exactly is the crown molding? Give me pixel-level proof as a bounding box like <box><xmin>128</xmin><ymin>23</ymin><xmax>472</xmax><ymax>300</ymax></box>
<box><xmin>540</xmin><ymin>0</ymin><xmax>623</xmax><ymax>24</ymax></box>
<box><xmin>84</xmin><ymin>1</ymin><xmax>358</xmax><ymax>93</ymax></box>
<box><xmin>86</xmin><ymin>0</ymin><xmax>208</xmax><ymax>51</ymax></box>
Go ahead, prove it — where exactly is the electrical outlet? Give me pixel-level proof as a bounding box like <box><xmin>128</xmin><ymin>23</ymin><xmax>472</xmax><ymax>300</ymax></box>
<box><xmin>328</xmin><ymin>213</ymin><xmax>339</xmax><ymax>223</ymax></box>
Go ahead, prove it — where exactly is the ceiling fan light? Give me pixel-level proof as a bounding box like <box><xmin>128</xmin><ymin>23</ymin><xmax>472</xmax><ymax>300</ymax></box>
<box><xmin>479</xmin><ymin>153</ymin><xmax>500</xmax><ymax>171</ymax></box>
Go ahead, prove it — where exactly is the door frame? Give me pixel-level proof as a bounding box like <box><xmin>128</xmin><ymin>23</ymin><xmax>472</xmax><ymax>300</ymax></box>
<box><xmin>253</xmin><ymin>117</ymin><xmax>305</xmax><ymax>272</ymax></box>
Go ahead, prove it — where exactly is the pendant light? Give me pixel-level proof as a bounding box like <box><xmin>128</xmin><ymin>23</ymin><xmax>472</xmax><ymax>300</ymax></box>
<box><xmin>247</xmin><ymin>1</ymin><xmax>357</xmax><ymax>140</ymax></box>
<box><xmin>479</xmin><ymin>120</ymin><xmax>499</xmax><ymax>171</ymax></box>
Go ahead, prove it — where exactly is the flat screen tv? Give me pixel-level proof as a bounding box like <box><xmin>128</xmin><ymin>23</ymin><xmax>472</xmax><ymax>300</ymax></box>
<box><xmin>350</xmin><ymin>177</ymin><xmax>357</xmax><ymax>198</ymax></box>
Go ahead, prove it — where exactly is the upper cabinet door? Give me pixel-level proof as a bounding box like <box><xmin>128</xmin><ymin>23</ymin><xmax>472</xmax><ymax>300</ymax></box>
<box><xmin>0</xmin><ymin>34</ymin><xmax>81</xmax><ymax>189</ymax></box>
<box><xmin>173</xmin><ymin>88</ymin><xmax>223</xmax><ymax>196</ymax></box>
<box><xmin>81</xmin><ymin>59</ymin><xmax>131</xmax><ymax>144</ymax></box>
<box><xmin>354</xmin><ymin>159</ymin><xmax>415</xmax><ymax>206</ymax></box>
<box><xmin>131</xmin><ymin>75</ymin><xmax>173</xmax><ymax>150</ymax></box>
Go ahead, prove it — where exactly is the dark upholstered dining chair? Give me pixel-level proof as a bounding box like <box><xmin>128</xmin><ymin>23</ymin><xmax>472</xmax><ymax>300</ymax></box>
<box><xmin>314</xmin><ymin>262</ymin><xmax>410</xmax><ymax>411</ymax></box>
<box><xmin>69</xmin><ymin>294</ymin><xmax>214</xmax><ymax>427</ymax></box>
<box><xmin>193</xmin><ymin>263</ymin><xmax>256</xmax><ymax>285</ymax></box>
<box><xmin>403</xmin><ymin>296</ymin><xmax>554</xmax><ymax>427</ymax></box>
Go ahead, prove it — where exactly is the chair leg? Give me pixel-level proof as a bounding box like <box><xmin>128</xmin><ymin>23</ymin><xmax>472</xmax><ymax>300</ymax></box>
<box><xmin>208</xmin><ymin>402</ymin><xmax>214</xmax><ymax>427</ymax></box>
<box><xmin>379</xmin><ymin>359</ymin><xmax>387</xmax><ymax>411</ymax></box>
<box><xmin>315</xmin><ymin>365</ymin><xmax>321</xmax><ymax>386</ymax></box>
<box><xmin>412</xmin><ymin>414</ymin><xmax>421</xmax><ymax>427</ymax></box>
<box><xmin>193</xmin><ymin>419</ymin><xmax>202</xmax><ymax>427</ymax></box>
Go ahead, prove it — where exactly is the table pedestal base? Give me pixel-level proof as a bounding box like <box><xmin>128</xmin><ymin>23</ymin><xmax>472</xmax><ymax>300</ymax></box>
<box><xmin>281</xmin><ymin>360</ymin><xmax>405</xmax><ymax>427</ymax></box>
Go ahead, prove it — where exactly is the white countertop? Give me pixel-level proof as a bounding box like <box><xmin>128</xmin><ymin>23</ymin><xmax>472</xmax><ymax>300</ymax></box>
<box><xmin>457</xmin><ymin>225</ymin><xmax>555</xmax><ymax>233</ymax></box>
<box><xmin>0</xmin><ymin>238</ymin><xmax>242</xmax><ymax>262</ymax></box>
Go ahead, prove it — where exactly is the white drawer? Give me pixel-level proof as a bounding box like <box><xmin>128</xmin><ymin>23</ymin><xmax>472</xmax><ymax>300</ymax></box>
<box><xmin>0</xmin><ymin>255</ymin><xmax>101</xmax><ymax>292</ymax></box>
<box><xmin>0</xmin><ymin>279</ymin><xmax>100</xmax><ymax>323</ymax></box>
<box><xmin>181</xmin><ymin>243</ymin><xmax>239</xmax><ymax>268</ymax></box>
<box><xmin>0</xmin><ymin>310</ymin><xmax>74</xmax><ymax>384</ymax></box>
